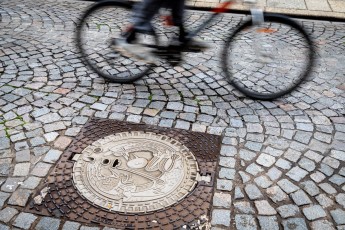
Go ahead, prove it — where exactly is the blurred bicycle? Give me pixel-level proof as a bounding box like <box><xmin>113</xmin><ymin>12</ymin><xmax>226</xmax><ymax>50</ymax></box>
<box><xmin>76</xmin><ymin>0</ymin><xmax>315</xmax><ymax>100</ymax></box>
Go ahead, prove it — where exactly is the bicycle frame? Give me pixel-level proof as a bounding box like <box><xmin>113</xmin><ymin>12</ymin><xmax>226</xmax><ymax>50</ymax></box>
<box><xmin>151</xmin><ymin>1</ymin><xmax>237</xmax><ymax>61</ymax></box>
<box><xmin>186</xmin><ymin>1</ymin><xmax>235</xmax><ymax>39</ymax></box>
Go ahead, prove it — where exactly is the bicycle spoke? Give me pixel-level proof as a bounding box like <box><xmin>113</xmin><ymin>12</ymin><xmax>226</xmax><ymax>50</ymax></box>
<box><xmin>223</xmin><ymin>15</ymin><xmax>314</xmax><ymax>100</ymax></box>
<box><xmin>76</xmin><ymin>2</ymin><xmax>156</xmax><ymax>83</ymax></box>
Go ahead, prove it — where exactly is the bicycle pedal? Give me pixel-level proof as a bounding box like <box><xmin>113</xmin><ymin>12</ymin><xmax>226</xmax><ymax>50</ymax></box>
<box><xmin>111</xmin><ymin>38</ymin><xmax>159</xmax><ymax>65</ymax></box>
<box><xmin>168</xmin><ymin>60</ymin><xmax>181</xmax><ymax>66</ymax></box>
<box><xmin>183</xmin><ymin>47</ymin><xmax>204</xmax><ymax>53</ymax></box>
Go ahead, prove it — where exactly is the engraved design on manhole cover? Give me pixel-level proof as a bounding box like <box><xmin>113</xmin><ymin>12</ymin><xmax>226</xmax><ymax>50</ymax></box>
<box><xmin>72</xmin><ymin>131</ymin><xmax>199</xmax><ymax>213</ymax></box>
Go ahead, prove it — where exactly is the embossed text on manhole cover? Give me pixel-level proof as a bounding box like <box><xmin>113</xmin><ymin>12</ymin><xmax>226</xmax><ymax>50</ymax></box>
<box><xmin>72</xmin><ymin>131</ymin><xmax>199</xmax><ymax>213</ymax></box>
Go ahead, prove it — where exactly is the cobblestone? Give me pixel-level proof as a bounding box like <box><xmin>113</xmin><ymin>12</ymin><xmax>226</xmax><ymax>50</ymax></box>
<box><xmin>20</xmin><ymin>177</ymin><xmax>41</xmax><ymax>190</ymax></box>
<box><xmin>167</xmin><ymin>102</ymin><xmax>183</xmax><ymax>111</ymax></box>
<box><xmin>31</xmin><ymin>162</ymin><xmax>52</xmax><ymax>177</ymax></box>
<box><xmin>220</xmin><ymin>146</ymin><xmax>237</xmax><ymax>157</ymax></box>
<box><xmin>0</xmin><ymin>207</ymin><xmax>18</xmax><ymax>223</ymax></box>
<box><xmin>211</xmin><ymin>209</ymin><xmax>231</xmax><ymax>227</ymax></box>
<box><xmin>256</xmin><ymin>154</ymin><xmax>276</xmax><ymax>167</ymax></box>
<box><xmin>1</xmin><ymin>178</ymin><xmax>23</xmax><ymax>192</ymax></box>
<box><xmin>53</xmin><ymin>136</ymin><xmax>72</xmax><ymax>150</ymax></box>
<box><xmin>244</xmin><ymin>184</ymin><xmax>263</xmax><ymax>200</ymax></box>
<box><xmin>8</xmin><ymin>189</ymin><xmax>31</xmax><ymax>206</ymax></box>
<box><xmin>282</xmin><ymin>218</ymin><xmax>308</xmax><ymax>230</ymax></box>
<box><xmin>266</xmin><ymin>186</ymin><xmax>288</xmax><ymax>203</ymax></box>
<box><xmin>310</xmin><ymin>220</ymin><xmax>334</xmax><ymax>230</ymax></box>
<box><xmin>13</xmin><ymin>163</ymin><xmax>30</xmax><ymax>176</ymax></box>
<box><xmin>43</xmin><ymin>122</ymin><xmax>66</xmax><ymax>132</ymax></box>
<box><xmin>30</xmin><ymin>136</ymin><xmax>47</xmax><ymax>146</ymax></box>
<box><xmin>213</xmin><ymin>193</ymin><xmax>232</xmax><ymax>208</ymax></box>
<box><xmin>234</xmin><ymin>201</ymin><xmax>255</xmax><ymax>214</ymax></box>
<box><xmin>300</xmin><ymin>180</ymin><xmax>320</xmax><ymax>196</ymax></box>
<box><xmin>254</xmin><ymin>176</ymin><xmax>273</xmax><ymax>189</ymax></box>
<box><xmin>33</xmin><ymin>146</ymin><xmax>50</xmax><ymax>156</ymax></box>
<box><xmin>284</xmin><ymin>148</ymin><xmax>302</xmax><ymax>162</ymax></box>
<box><xmin>0</xmin><ymin>162</ymin><xmax>10</xmax><ymax>177</ymax></box>
<box><xmin>330</xmin><ymin>209</ymin><xmax>345</xmax><ymax>225</ymax></box>
<box><xmin>16</xmin><ymin>150</ymin><xmax>30</xmax><ymax>163</ymax></box>
<box><xmin>175</xmin><ymin>120</ymin><xmax>190</xmax><ymax>130</ymax></box>
<box><xmin>257</xmin><ymin>216</ymin><xmax>279</xmax><ymax>230</ymax></box>
<box><xmin>219</xmin><ymin>168</ymin><xmax>235</xmax><ymax>180</ymax></box>
<box><xmin>0</xmin><ymin>138</ymin><xmax>10</xmax><ymax>150</ymax></box>
<box><xmin>303</xmin><ymin>205</ymin><xmax>327</xmax><ymax>220</ymax></box>
<box><xmin>234</xmin><ymin>187</ymin><xmax>245</xmax><ymax>200</ymax></box>
<box><xmin>329</xmin><ymin>174</ymin><xmax>345</xmax><ymax>186</ymax></box>
<box><xmin>254</xmin><ymin>200</ymin><xmax>277</xmax><ymax>215</ymax></box>
<box><xmin>219</xmin><ymin>157</ymin><xmax>236</xmax><ymax>168</ymax></box>
<box><xmin>35</xmin><ymin>217</ymin><xmax>60</xmax><ymax>230</ymax></box>
<box><xmin>319</xmin><ymin>164</ymin><xmax>334</xmax><ymax>176</ymax></box>
<box><xmin>62</xmin><ymin>221</ymin><xmax>81</xmax><ymax>230</ymax></box>
<box><xmin>0</xmin><ymin>192</ymin><xmax>10</xmax><ymax>208</ymax></box>
<box><xmin>246</xmin><ymin>163</ymin><xmax>264</xmax><ymax>176</ymax></box>
<box><xmin>330</xmin><ymin>150</ymin><xmax>345</xmax><ymax>161</ymax></box>
<box><xmin>266</xmin><ymin>167</ymin><xmax>282</xmax><ymax>181</ymax></box>
<box><xmin>286</xmin><ymin>166</ymin><xmax>309</xmax><ymax>182</ymax></box>
<box><xmin>335</xmin><ymin>193</ymin><xmax>345</xmax><ymax>208</ymax></box>
<box><xmin>235</xmin><ymin>215</ymin><xmax>257</xmax><ymax>230</ymax></box>
<box><xmin>36</xmin><ymin>113</ymin><xmax>61</xmax><ymax>123</ymax></box>
<box><xmin>310</xmin><ymin>171</ymin><xmax>326</xmax><ymax>183</ymax></box>
<box><xmin>277</xmin><ymin>204</ymin><xmax>300</xmax><ymax>218</ymax></box>
<box><xmin>216</xmin><ymin>179</ymin><xmax>233</xmax><ymax>191</ymax></box>
<box><xmin>239</xmin><ymin>171</ymin><xmax>251</xmax><ymax>183</ymax></box>
<box><xmin>13</xmin><ymin>213</ymin><xmax>37</xmax><ymax>229</ymax></box>
<box><xmin>316</xmin><ymin>194</ymin><xmax>334</xmax><ymax>208</ymax></box>
<box><xmin>43</xmin><ymin>149</ymin><xmax>63</xmax><ymax>163</ymax></box>
<box><xmin>90</xmin><ymin>103</ymin><xmax>107</xmax><ymax>111</ymax></box>
<box><xmin>291</xmin><ymin>190</ymin><xmax>312</xmax><ymax>206</ymax></box>
<box><xmin>276</xmin><ymin>158</ymin><xmax>292</xmax><ymax>170</ymax></box>
<box><xmin>239</xmin><ymin>149</ymin><xmax>256</xmax><ymax>161</ymax></box>
<box><xmin>319</xmin><ymin>183</ymin><xmax>337</xmax><ymax>195</ymax></box>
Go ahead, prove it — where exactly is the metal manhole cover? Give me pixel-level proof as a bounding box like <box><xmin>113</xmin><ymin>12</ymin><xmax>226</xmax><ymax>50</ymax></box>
<box><xmin>72</xmin><ymin>131</ymin><xmax>199</xmax><ymax>213</ymax></box>
<box><xmin>25</xmin><ymin>118</ymin><xmax>221</xmax><ymax>229</ymax></box>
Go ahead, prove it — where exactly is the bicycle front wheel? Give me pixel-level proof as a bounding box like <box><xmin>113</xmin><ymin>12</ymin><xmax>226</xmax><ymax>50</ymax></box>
<box><xmin>222</xmin><ymin>14</ymin><xmax>315</xmax><ymax>100</ymax></box>
<box><xmin>76</xmin><ymin>0</ymin><xmax>156</xmax><ymax>83</ymax></box>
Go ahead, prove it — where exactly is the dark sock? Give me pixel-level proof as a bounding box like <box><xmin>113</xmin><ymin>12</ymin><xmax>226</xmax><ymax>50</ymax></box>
<box><xmin>178</xmin><ymin>25</ymin><xmax>188</xmax><ymax>43</ymax></box>
<box><xmin>126</xmin><ymin>29</ymin><xmax>137</xmax><ymax>43</ymax></box>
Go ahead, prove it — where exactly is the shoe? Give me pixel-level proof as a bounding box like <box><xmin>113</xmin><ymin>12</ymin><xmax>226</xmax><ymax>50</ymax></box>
<box><xmin>168</xmin><ymin>37</ymin><xmax>209</xmax><ymax>53</ymax></box>
<box><xmin>184</xmin><ymin>37</ymin><xmax>210</xmax><ymax>51</ymax></box>
<box><xmin>111</xmin><ymin>38</ymin><xmax>158</xmax><ymax>64</ymax></box>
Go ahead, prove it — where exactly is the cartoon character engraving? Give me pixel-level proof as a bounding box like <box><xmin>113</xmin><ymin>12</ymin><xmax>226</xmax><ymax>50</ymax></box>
<box><xmin>72</xmin><ymin>132</ymin><xmax>198</xmax><ymax>213</ymax></box>
<box><xmin>82</xmin><ymin>139</ymin><xmax>182</xmax><ymax>203</ymax></box>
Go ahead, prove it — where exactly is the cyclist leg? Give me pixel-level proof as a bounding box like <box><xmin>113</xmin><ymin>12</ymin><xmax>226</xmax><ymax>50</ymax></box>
<box><xmin>128</xmin><ymin>0</ymin><xmax>165</xmax><ymax>40</ymax></box>
<box><xmin>171</xmin><ymin>0</ymin><xmax>209</xmax><ymax>50</ymax></box>
<box><xmin>170</xmin><ymin>0</ymin><xmax>187</xmax><ymax>42</ymax></box>
<box><xmin>113</xmin><ymin>0</ymin><xmax>164</xmax><ymax>63</ymax></box>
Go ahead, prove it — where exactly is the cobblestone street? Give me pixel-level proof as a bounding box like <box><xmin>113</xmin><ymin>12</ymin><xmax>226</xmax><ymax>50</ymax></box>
<box><xmin>1</xmin><ymin>0</ymin><xmax>345</xmax><ymax>229</ymax></box>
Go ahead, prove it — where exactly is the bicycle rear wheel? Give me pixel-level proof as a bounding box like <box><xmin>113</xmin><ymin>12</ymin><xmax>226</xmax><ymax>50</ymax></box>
<box><xmin>222</xmin><ymin>14</ymin><xmax>315</xmax><ymax>100</ymax></box>
<box><xmin>76</xmin><ymin>0</ymin><xmax>156</xmax><ymax>83</ymax></box>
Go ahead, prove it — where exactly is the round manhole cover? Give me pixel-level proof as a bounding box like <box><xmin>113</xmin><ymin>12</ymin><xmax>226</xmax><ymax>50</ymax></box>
<box><xmin>72</xmin><ymin>131</ymin><xmax>199</xmax><ymax>213</ymax></box>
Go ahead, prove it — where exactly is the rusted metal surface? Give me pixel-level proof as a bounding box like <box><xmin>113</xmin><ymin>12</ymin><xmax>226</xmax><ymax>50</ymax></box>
<box><xmin>25</xmin><ymin>118</ymin><xmax>221</xmax><ymax>229</ymax></box>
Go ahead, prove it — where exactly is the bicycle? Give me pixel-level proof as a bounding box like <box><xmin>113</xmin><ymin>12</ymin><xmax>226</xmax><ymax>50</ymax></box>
<box><xmin>76</xmin><ymin>0</ymin><xmax>315</xmax><ymax>100</ymax></box>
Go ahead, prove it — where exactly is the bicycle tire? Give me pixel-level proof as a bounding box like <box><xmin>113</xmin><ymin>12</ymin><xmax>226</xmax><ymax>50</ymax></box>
<box><xmin>76</xmin><ymin>0</ymin><xmax>156</xmax><ymax>83</ymax></box>
<box><xmin>222</xmin><ymin>14</ymin><xmax>315</xmax><ymax>100</ymax></box>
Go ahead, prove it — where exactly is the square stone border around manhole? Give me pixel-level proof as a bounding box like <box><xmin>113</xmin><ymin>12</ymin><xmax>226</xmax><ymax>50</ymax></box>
<box><xmin>25</xmin><ymin>118</ymin><xmax>221</xmax><ymax>229</ymax></box>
